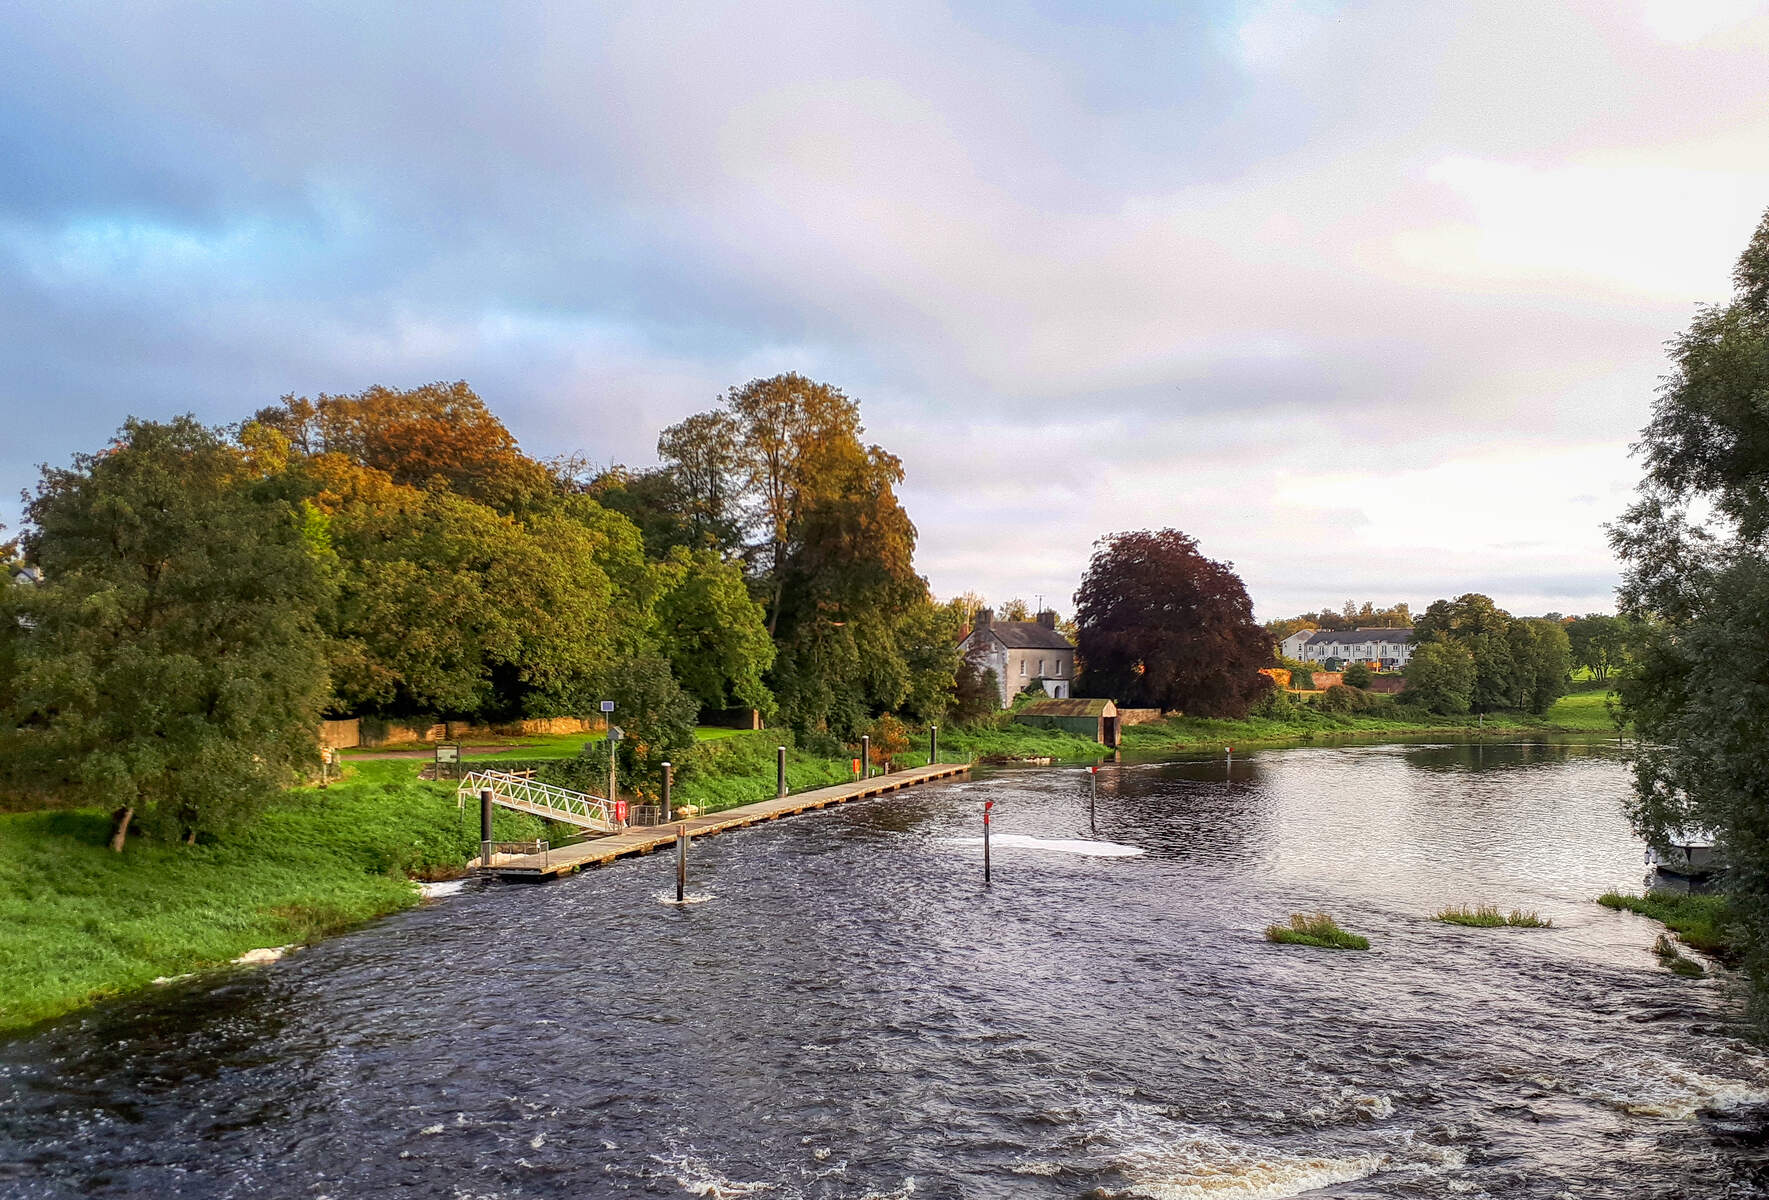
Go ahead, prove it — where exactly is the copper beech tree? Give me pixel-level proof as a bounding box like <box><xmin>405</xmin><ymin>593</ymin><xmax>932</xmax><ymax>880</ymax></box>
<box><xmin>1074</xmin><ymin>529</ymin><xmax>1273</xmax><ymax>718</ymax></box>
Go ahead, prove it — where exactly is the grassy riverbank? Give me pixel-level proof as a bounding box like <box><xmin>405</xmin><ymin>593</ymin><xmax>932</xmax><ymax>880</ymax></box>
<box><xmin>0</xmin><ymin>762</ymin><xmax>545</xmax><ymax>1035</ymax></box>
<box><xmin>1598</xmin><ymin>890</ymin><xmax>1739</xmax><ymax>963</ymax></box>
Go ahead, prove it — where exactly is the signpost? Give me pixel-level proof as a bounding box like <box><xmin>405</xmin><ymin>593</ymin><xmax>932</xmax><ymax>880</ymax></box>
<box><xmin>435</xmin><ymin>742</ymin><xmax>460</xmax><ymax>781</ymax></box>
<box><xmin>598</xmin><ymin>700</ymin><xmax>618</xmax><ymax>814</ymax></box>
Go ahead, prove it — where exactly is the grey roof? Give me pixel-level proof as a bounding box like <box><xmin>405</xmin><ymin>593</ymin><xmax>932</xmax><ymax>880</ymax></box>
<box><xmin>969</xmin><ymin>621</ymin><xmax>1074</xmax><ymax>651</ymax></box>
<box><xmin>1304</xmin><ymin>627</ymin><xmax>1412</xmax><ymax>645</ymax></box>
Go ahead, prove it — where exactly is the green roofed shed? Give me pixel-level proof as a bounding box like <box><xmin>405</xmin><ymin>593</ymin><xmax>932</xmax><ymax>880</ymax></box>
<box><xmin>1014</xmin><ymin>698</ymin><xmax>1120</xmax><ymax>746</ymax></box>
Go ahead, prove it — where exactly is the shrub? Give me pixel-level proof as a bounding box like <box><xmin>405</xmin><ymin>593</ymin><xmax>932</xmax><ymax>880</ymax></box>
<box><xmin>1264</xmin><ymin>912</ymin><xmax>1369</xmax><ymax>950</ymax></box>
<box><xmin>1318</xmin><ymin>684</ymin><xmax>1372</xmax><ymax>714</ymax></box>
<box><xmin>865</xmin><ymin>713</ymin><xmax>911</xmax><ymax>768</ymax></box>
<box><xmin>1342</xmin><ymin>662</ymin><xmax>1373</xmax><ymax>688</ymax></box>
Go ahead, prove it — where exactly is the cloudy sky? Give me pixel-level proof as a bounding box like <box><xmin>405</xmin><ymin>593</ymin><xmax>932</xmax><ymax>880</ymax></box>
<box><xmin>4</xmin><ymin>1</ymin><xmax>1768</xmax><ymax>620</ymax></box>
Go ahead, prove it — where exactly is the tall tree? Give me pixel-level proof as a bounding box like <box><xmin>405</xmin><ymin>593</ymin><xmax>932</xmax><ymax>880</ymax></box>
<box><xmin>1412</xmin><ymin>593</ymin><xmax>1527</xmax><ymax>713</ymax></box>
<box><xmin>5</xmin><ymin>418</ymin><xmax>330</xmax><ymax>849</ymax></box>
<box><xmin>722</xmin><ymin>373</ymin><xmax>864</xmax><ymax>634</ymax></box>
<box><xmin>657</xmin><ymin>410</ymin><xmax>745</xmax><ymax>554</ymax></box>
<box><xmin>1073</xmin><ymin>529</ymin><xmax>1272</xmax><ymax>717</ymax></box>
<box><xmin>1611</xmin><ymin>206</ymin><xmax>1769</xmax><ymax>1019</ymax></box>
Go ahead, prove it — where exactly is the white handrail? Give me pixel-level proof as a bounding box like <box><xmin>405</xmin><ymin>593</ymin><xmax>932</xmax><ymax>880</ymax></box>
<box><xmin>458</xmin><ymin>769</ymin><xmax>618</xmax><ymax>832</ymax></box>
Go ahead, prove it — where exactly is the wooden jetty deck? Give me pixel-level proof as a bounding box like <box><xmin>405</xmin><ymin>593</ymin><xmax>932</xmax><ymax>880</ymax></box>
<box><xmin>488</xmin><ymin>762</ymin><xmax>972</xmax><ymax>880</ymax></box>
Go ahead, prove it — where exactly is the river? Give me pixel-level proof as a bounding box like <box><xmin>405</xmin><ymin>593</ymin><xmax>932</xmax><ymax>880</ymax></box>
<box><xmin>2</xmin><ymin>740</ymin><xmax>1765</xmax><ymax>1198</ymax></box>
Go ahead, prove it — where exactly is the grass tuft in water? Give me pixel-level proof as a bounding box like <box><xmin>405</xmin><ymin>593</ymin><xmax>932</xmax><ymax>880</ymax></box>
<box><xmin>1265</xmin><ymin>912</ymin><xmax>1370</xmax><ymax>950</ymax></box>
<box><xmin>1653</xmin><ymin>933</ymin><xmax>1707</xmax><ymax>978</ymax></box>
<box><xmin>1435</xmin><ymin>904</ymin><xmax>1552</xmax><ymax>928</ymax></box>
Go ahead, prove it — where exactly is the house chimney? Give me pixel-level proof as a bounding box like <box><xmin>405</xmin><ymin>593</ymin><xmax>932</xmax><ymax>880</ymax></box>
<box><xmin>1036</xmin><ymin>609</ymin><xmax>1057</xmax><ymax>629</ymax></box>
<box><xmin>976</xmin><ymin>608</ymin><xmax>993</xmax><ymax>629</ymax></box>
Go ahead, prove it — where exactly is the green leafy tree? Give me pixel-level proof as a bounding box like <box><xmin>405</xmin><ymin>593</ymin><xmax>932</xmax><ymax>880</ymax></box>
<box><xmin>5</xmin><ymin>418</ymin><xmax>331</xmax><ymax>849</ymax></box>
<box><xmin>1341</xmin><ymin>661</ymin><xmax>1372</xmax><ymax>688</ymax></box>
<box><xmin>1520</xmin><ymin>618</ymin><xmax>1571</xmax><ymax>714</ymax></box>
<box><xmin>894</xmin><ymin>598</ymin><xmax>964</xmax><ymax>726</ymax></box>
<box><xmin>1074</xmin><ymin>529</ymin><xmax>1273</xmax><ymax>717</ymax></box>
<box><xmin>654</xmin><ymin>547</ymin><xmax>775</xmax><ymax>716</ymax></box>
<box><xmin>322</xmin><ymin>485</ymin><xmax>620</xmax><ymax>719</ymax></box>
<box><xmin>1611</xmin><ymin>206</ymin><xmax>1769</xmax><ymax>1018</ymax></box>
<box><xmin>1566</xmin><ymin>614</ymin><xmax>1632</xmax><ymax>680</ymax></box>
<box><xmin>1412</xmin><ymin>593</ymin><xmax>1526</xmax><ymax>712</ymax></box>
<box><xmin>1400</xmin><ymin>642</ymin><xmax>1476</xmax><ymax>715</ymax></box>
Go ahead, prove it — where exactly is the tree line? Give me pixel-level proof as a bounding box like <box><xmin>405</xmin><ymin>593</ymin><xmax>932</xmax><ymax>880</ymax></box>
<box><xmin>0</xmin><ymin>375</ymin><xmax>972</xmax><ymax>848</ymax></box>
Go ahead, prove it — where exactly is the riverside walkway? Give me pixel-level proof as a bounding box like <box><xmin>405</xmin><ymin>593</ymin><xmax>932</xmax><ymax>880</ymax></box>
<box><xmin>488</xmin><ymin>762</ymin><xmax>971</xmax><ymax>880</ymax></box>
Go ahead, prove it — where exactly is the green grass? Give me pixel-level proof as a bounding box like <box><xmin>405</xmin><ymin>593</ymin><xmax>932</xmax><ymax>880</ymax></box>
<box><xmin>1264</xmin><ymin>912</ymin><xmax>1370</xmax><ymax>950</ymax></box>
<box><xmin>1436</xmin><ymin>903</ymin><xmax>1552</xmax><ymax>928</ymax></box>
<box><xmin>1598</xmin><ymin>889</ymin><xmax>1736</xmax><ymax>962</ymax></box>
<box><xmin>1539</xmin><ymin>689</ymin><xmax>1624</xmax><ymax>732</ymax></box>
<box><xmin>0</xmin><ymin>768</ymin><xmax>547</xmax><ymax>1035</ymax></box>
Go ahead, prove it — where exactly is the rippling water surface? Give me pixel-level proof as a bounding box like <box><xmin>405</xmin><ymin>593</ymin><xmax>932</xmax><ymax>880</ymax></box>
<box><xmin>4</xmin><ymin>740</ymin><xmax>1767</xmax><ymax>1199</ymax></box>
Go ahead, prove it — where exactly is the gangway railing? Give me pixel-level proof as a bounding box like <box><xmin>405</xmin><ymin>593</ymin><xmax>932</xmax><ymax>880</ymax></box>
<box><xmin>458</xmin><ymin>769</ymin><xmax>619</xmax><ymax>833</ymax></box>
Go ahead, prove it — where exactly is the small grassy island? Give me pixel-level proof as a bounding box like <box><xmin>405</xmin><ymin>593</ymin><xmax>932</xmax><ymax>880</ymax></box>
<box><xmin>1265</xmin><ymin>912</ymin><xmax>1370</xmax><ymax>950</ymax></box>
<box><xmin>1436</xmin><ymin>904</ymin><xmax>1552</xmax><ymax>928</ymax></box>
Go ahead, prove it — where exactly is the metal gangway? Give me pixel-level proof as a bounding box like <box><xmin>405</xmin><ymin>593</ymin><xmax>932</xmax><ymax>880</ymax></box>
<box><xmin>457</xmin><ymin>769</ymin><xmax>619</xmax><ymax>833</ymax></box>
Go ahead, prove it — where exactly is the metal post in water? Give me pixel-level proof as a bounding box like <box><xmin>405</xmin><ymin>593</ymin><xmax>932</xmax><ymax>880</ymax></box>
<box><xmin>983</xmin><ymin>799</ymin><xmax>993</xmax><ymax>884</ymax></box>
<box><xmin>480</xmin><ymin>788</ymin><xmax>494</xmax><ymax>871</ymax></box>
<box><xmin>1090</xmin><ymin>765</ymin><xmax>1097</xmax><ymax>833</ymax></box>
<box><xmin>861</xmin><ymin>735</ymin><xmax>871</xmax><ymax>780</ymax></box>
<box><xmin>930</xmin><ymin>724</ymin><xmax>938</xmax><ymax>766</ymax></box>
<box><xmin>777</xmin><ymin>745</ymin><xmax>787</xmax><ymax>798</ymax></box>
<box><xmin>662</xmin><ymin>761</ymin><xmax>673</xmax><ymax>822</ymax></box>
<box><xmin>676</xmin><ymin>824</ymin><xmax>688</xmax><ymax>903</ymax></box>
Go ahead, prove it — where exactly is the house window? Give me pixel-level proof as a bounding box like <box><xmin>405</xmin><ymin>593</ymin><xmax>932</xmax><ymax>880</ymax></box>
<box><xmin>1054</xmin><ymin>660</ymin><xmax>1062</xmax><ymax>676</ymax></box>
<box><xmin>1038</xmin><ymin>658</ymin><xmax>1045</xmax><ymax>675</ymax></box>
<box><xmin>1020</xmin><ymin>659</ymin><xmax>1026</xmax><ymax>676</ymax></box>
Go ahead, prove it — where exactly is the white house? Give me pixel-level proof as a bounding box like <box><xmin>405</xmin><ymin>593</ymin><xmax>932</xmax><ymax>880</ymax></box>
<box><xmin>1289</xmin><ymin>627</ymin><xmax>1413</xmax><ymax>670</ymax></box>
<box><xmin>957</xmin><ymin>609</ymin><xmax>1076</xmax><ymax>707</ymax></box>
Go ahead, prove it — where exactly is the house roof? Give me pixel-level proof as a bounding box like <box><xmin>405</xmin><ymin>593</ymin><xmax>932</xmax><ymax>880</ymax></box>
<box><xmin>970</xmin><ymin>621</ymin><xmax>1074</xmax><ymax>651</ymax></box>
<box><xmin>1304</xmin><ymin>627</ymin><xmax>1412</xmax><ymax>645</ymax></box>
<box><xmin>1021</xmin><ymin>698</ymin><xmax>1115</xmax><ymax>718</ymax></box>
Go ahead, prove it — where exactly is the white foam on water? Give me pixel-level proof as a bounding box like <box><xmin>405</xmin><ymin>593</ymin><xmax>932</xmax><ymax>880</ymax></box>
<box><xmin>1110</xmin><ymin>1129</ymin><xmax>1382</xmax><ymax>1200</ymax></box>
<box><xmin>1566</xmin><ymin>1055</ymin><xmax>1769</xmax><ymax>1119</ymax></box>
<box><xmin>941</xmin><ymin>834</ymin><xmax>1146</xmax><ymax>858</ymax></box>
<box><xmin>232</xmin><ymin>945</ymin><xmax>293</xmax><ymax>966</ymax></box>
<box><xmin>656</xmin><ymin>1154</ymin><xmax>777</xmax><ymax>1197</ymax></box>
<box><xmin>657</xmin><ymin>890</ymin><xmax>715</xmax><ymax>906</ymax></box>
<box><xmin>418</xmin><ymin>879</ymin><xmax>467</xmax><ymax>899</ymax></box>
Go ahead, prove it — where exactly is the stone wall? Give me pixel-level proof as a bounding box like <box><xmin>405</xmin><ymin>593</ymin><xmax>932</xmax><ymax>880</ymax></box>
<box><xmin>1116</xmin><ymin>708</ymin><xmax>1165</xmax><ymax>726</ymax></box>
<box><xmin>318</xmin><ymin>714</ymin><xmax>607</xmax><ymax>750</ymax></box>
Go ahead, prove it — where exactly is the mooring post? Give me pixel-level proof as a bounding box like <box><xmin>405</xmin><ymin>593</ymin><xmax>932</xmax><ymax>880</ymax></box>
<box><xmin>776</xmin><ymin>745</ymin><xmax>787</xmax><ymax>798</ymax></box>
<box><xmin>983</xmin><ymin>798</ymin><xmax>993</xmax><ymax>884</ymax></box>
<box><xmin>861</xmin><ymin>735</ymin><xmax>871</xmax><ymax>780</ymax></box>
<box><xmin>479</xmin><ymin>788</ymin><xmax>494</xmax><ymax>871</ymax></box>
<box><xmin>676</xmin><ymin>823</ymin><xmax>688</xmax><ymax>903</ymax></box>
<box><xmin>662</xmin><ymin>761</ymin><xmax>673</xmax><ymax>822</ymax></box>
<box><xmin>1089</xmin><ymin>765</ymin><xmax>1097</xmax><ymax>833</ymax></box>
<box><xmin>930</xmin><ymin>724</ymin><xmax>938</xmax><ymax>766</ymax></box>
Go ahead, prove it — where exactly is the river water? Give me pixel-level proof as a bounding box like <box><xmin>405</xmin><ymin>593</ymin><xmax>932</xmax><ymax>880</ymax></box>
<box><xmin>3</xmin><ymin>740</ymin><xmax>1767</xmax><ymax>1199</ymax></box>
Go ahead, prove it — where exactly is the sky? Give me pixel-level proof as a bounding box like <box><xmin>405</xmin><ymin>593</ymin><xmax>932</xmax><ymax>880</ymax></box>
<box><xmin>3</xmin><ymin>1</ymin><xmax>1768</xmax><ymax>621</ymax></box>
